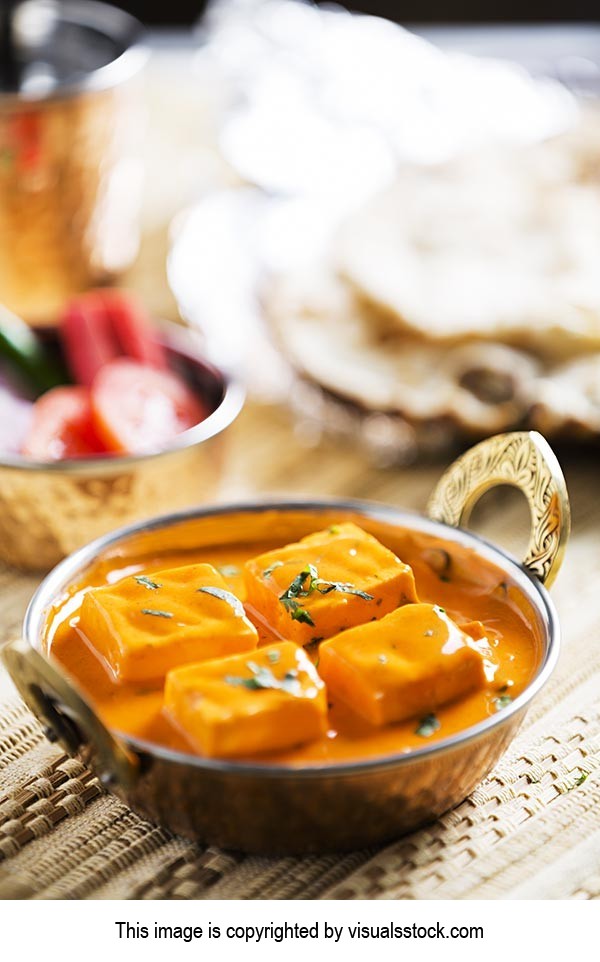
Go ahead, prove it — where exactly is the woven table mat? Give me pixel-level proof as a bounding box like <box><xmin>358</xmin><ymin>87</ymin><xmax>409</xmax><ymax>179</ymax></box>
<box><xmin>0</xmin><ymin>407</ymin><xmax>599</xmax><ymax>900</ymax></box>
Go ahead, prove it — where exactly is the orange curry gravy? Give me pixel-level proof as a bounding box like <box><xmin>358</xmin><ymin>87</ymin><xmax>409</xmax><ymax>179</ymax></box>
<box><xmin>45</xmin><ymin>518</ymin><xmax>544</xmax><ymax>766</ymax></box>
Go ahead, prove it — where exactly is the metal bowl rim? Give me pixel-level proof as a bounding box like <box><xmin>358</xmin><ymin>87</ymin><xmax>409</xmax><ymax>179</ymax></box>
<box><xmin>23</xmin><ymin>497</ymin><xmax>561</xmax><ymax>780</ymax></box>
<box><xmin>0</xmin><ymin>320</ymin><xmax>245</xmax><ymax>472</ymax></box>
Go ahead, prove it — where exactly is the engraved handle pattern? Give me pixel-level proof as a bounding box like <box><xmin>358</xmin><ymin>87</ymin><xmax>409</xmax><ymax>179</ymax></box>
<box><xmin>427</xmin><ymin>431</ymin><xmax>570</xmax><ymax>586</ymax></box>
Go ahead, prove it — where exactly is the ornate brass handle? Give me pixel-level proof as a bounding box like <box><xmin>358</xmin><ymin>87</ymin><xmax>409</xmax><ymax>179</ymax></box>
<box><xmin>1</xmin><ymin>637</ymin><xmax>138</xmax><ymax>790</ymax></box>
<box><xmin>427</xmin><ymin>431</ymin><xmax>570</xmax><ymax>587</ymax></box>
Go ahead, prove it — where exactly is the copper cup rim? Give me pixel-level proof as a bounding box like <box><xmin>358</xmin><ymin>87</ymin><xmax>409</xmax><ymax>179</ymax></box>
<box><xmin>0</xmin><ymin>320</ymin><xmax>246</xmax><ymax>473</ymax></box>
<box><xmin>0</xmin><ymin>1</ymin><xmax>149</xmax><ymax>107</ymax></box>
<box><xmin>23</xmin><ymin>497</ymin><xmax>560</xmax><ymax>780</ymax></box>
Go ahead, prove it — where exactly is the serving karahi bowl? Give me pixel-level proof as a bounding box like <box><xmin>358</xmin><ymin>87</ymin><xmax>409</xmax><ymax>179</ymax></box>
<box><xmin>2</xmin><ymin>431</ymin><xmax>569</xmax><ymax>853</ymax></box>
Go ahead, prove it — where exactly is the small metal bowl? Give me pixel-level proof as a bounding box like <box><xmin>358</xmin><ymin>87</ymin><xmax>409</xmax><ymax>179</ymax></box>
<box><xmin>2</xmin><ymin>431</ymin><xmax>570</xmax><ymax>853</ymax></box>
<box><xmin>0</xmin><ymin>320</ymin><xmax>244</xmax><ymax>570</ymax></box>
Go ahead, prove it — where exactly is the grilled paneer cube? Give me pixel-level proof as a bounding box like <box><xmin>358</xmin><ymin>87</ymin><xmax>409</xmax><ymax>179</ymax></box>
<box><xmin>319</xmin><ymin>603</ymin><xmax>487</xmax><ymax>726</ymax></box>
<box><xmin>78</xmin><ymin>563</ymin><xmax>258</xmax><ymax>682</ymax></box>
<box><xmin>164</xmin><ymin>642</ymin><xmax>327</xmax><ymax>757</ymax></box>
<box><xmin>244</xmin><ymin>522</ymin><xmax>417</xmax><ymax>645</ymax></box>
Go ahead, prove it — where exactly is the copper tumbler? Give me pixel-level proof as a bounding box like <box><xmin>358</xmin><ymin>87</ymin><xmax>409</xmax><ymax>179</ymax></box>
<box><xmin>0</xmin><ymin>1</ymin><xmax>148</xmax><ymax>324</ymax></box>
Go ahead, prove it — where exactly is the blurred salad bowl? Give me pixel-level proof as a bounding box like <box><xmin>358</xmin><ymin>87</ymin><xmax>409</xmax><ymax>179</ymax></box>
<box><xmin>0</xmin><ymin>319</ymin><xmax>244</xmax><ymax>570</ymax></box>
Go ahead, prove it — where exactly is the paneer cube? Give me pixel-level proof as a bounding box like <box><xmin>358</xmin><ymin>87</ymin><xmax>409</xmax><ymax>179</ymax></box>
<box><xmin>78</xmin><ymin>563</ymin><xmax>258</xmax><ymax>682</ymax></box>
<box><xmin>244</xmin><ymin>522</ymin><xmax>418</xmax><ymax>646</ymax></box>
<box><xmin>164</xmin><ymin>642</ymin><xmax>327</xmax><ymax>758</ymax></box>
<box><xmin>319</xmin><ymin>603</ymin><xmax>487</xmax><ymax>726</ymax></box>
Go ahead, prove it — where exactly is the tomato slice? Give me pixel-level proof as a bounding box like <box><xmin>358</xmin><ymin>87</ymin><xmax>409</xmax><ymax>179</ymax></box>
<box><xmin>100</xmin><ymin>290</ymin><xmax>167</xmax><ymax>370</ymax></box>
<box><xmin>61</xmin><ymin>290</ymin><xmax>167</xmax><ymax>388</ymax></box>
<box><xmin>61</xmin><ymin>293</ymin><xmax>121</xmax><ymax>387</ymax></box>
<box><xmin>91</xmin><ymin>359</ymin><xmax>209</xmax><ymax>454</ymax></box>
<box><xmin>22</xmin><ymin>386</ymin><xmax>107</xmax><ymax>460</ymax></box>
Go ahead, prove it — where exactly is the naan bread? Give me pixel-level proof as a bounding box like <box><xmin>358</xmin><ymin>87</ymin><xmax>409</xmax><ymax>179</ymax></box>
<box><xmin>265</xmin><ymin>267</ymin><xmax>540</xmax><ymax>435</ymax></box>
<box><xmin>531</xmin><ymin>354</ymin><xmax>600</xmax><ymax>438</ymax></box>
<box><xmin>262</xmin><ymin>117</ymin><xmax>600</xmax><ymax>448</ymax></box>
<box><xmin>336</xmin><ymin>137</ymin><xmax>600</xmax><ymax>358</ymax></box>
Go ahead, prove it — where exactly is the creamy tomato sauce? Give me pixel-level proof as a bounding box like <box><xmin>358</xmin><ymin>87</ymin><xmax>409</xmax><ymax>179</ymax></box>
<box><xmin>45</xmin><ymin>516</ymin><xmax>544</xmax><ymax>766</ymax></box>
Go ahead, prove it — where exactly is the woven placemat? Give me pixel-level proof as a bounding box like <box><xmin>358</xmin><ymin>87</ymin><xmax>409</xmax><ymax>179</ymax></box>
<box><xmin>1</xmin><ymin>421</ymin><xmax>599</xmax><ymax>900</ymax></box>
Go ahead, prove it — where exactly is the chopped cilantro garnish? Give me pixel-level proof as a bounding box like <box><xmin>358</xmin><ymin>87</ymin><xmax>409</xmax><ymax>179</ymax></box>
<box><xmin>278</xmin><ymin>563</ymin><xmax>373</xmax><ymax>625</ymax></box>
<box><xmin>225</xmin><ymin>662</ymin><xmax>301</xmax><ymax>696</ymax></box>
<box><xmin>197</xmin><ymin>586</ymin><xmax>245</xmax><ymax>618</ymax></box>
<box><xmin>224</xmin><ymin>674</ymin><xmax>261</xmax><ymax>691</ymax></box>
<box><xmin>141</xmin><ymin>608</ymin><xmax>173</xmax><ymax>619</ymax></box>
<box><xmin>415</xmin><ymin>714</ymin><xmax>441</xmax><ymax>738</ymax></box>
<box><xmin>313</xmin><ymin>580</ymin><xmax>373</xmax><ymax>600</ymax></box>
<box><xmin>287</xmin><ymin>603</ymin><xmax>315</xmax><ymax>625</ymax></box>
<box><xmin>279</xmin><ymin>566</ymin><xmax>315</xmax><ymax>624</ymax></box>
<box><xmin>267</xmin><ymin>650</ymin><xmax>280</xmax><ymax>664</ymax></box>
<box><xmin>278</xmin><ymin>567</ymin><xmax>313</xmax><ymax>602</ymax></box>
<box><xmin>495</xmin><ymin>695</ymin><xmax>513</xmax><ymax>710</ymax></box>
<box><xmin>135</xmin><ymin>575</ymin><xmax>162</xmax><ymax>590</ymax></box>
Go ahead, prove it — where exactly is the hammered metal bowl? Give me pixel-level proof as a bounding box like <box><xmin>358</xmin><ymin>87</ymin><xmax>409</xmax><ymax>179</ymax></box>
<box><xmin>0</xmin><ymin>321</ymin><xmax>244</xmax><ymax>570</ymax></box>
<box><xmin>2</xmin><ymin>431</ymin><xmax>570</xmax><ymax>853</ymax></box>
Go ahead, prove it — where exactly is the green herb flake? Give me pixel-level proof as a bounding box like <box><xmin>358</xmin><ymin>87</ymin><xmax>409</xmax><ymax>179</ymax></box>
<box><xmin>198</xmin><ymin>585</ymin><xmax>245</xmax><ymax>618</ymax></box>
<box><xmin>434</xmin><ymin>605</ymin><xmax>446</xmax><ymax>614</ymax></box>
<box><xmin>495</xmin><ymin>695</ymin><xmax>513</xmax><ymax>711</ymax></box>
<box><xmin>328</xmin><ymin>525</ymin><xmax>340</xmax><ymax>534</ymax></box>
<box><xmin>575</xmin><ymin>772</ymin><xmax>588</xmax><ymax>787</ymax></box>
<box><xmin>263</xmin><ymin>560</ymin><xmax>284</xmax><ymax>579</ymax></box>
<box><xmin>415</xmin><ymin>714</ymin><xmax>441</xmax><ymax>738</ymax></box>
<box><xmin>141</xmin><ymin>608</ymin><xmax>173</xmax><ymax>619</ymax></box>
<box><xmin>290</xmin><ymin>605</ymin><xmax>315</xmax><ymax>625</ymax></box>
<box><xmin>280</xmin><ymin>569</ymin><xmax>310</xmax><ymax>601</ymax></box>
<box><xmin>312</xmin><ymin>579</ymin><xmax>374</xmax><ymax>600</ymax></box>
<box><xmin>278</xmin><ymin>562</ymin><xmax>373</xmax><ymax>626</ymax></box>
<box><xmin>225</xmin><ymin>662</ymin><xmax>301</xmax><ymax>696</ymax></box>
<box><xmin>267</xmin><ymin>650</ymin><xmax>281</xmax><ymax>665</ymax></box>
<box><xmin>135</xmin><ymin>575</ymin><xmax>162</xmax><ymax>590</ymax></box>
<box><xmin>218</xmin><ymin>564</ymin><xmax>240</xmax><ymax>578</ymax></box>
<box><xmin>278</xmin><ymin>566</ymin><xmax>314</xmax><ymax>624</ymax></box>
<box><xmin>224</xmin><ymin>674</ymin><xmax>261</xmax><ymax>691</ymax></box>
